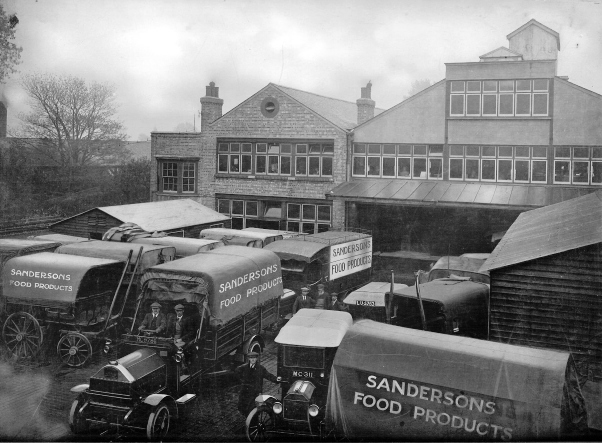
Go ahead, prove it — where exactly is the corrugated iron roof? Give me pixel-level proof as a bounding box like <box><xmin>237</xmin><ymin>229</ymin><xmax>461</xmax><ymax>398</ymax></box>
<box><xmin>51</xmin><ymin>199</ymin><xmax>230</xmax><ymax>232</ymax></box>
<box><xmin>330</xmin><ymin>180</ymin><xmax>552</xmax><ymax>208</ymax></box>
<box><xmin>273</xmin><ymin>84</ymin><xmax>385</xmax><ymax>131</ymax></box>
<box><xmin>481</xmin><ymin>191</ymin><xmax>602</xmax><ymax>272</ymax></box>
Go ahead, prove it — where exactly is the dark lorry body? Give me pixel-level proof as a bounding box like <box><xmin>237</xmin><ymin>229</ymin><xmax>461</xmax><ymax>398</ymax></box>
<box><xmin>326</xmin><ymin>320</ymin><xmax>588</xmax><ymax>441</ymax></box>
<box><xmin>264</xmin><ymin>230</ymin><xmax>372</xmax><ymax>316</ymax></box>
<box><xmin>69</xmin><ymin>246</ymin><xmax>284</xmax><ymax>440</ymax></box>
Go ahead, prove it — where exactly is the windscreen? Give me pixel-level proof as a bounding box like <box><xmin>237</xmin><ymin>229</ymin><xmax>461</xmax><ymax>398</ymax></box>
<box><xmin>284</xmin><ymin>346</ymin><xmax>324</xmax><ymax>369</ymax></box>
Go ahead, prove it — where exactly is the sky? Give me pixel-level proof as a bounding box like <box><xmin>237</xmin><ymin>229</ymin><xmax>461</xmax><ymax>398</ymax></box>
<box><xmin>1</xmin><ymin>0</ymin><xmax>601</xmax><ymax>141</ymax></box>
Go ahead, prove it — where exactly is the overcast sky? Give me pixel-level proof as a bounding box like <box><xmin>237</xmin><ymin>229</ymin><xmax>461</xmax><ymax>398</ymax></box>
<box><xmin>1</xmin><ymin>0</ymin><xmax>601</xmax><ymax>141</ymax></box>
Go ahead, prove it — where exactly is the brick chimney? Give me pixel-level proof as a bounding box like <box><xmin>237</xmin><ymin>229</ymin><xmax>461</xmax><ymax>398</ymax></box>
<box><xmin>356</xmin><ymin>81</ymin><xmax>375</xmax><ymax>125</ymax></box>
<box><xmin>0</xmin><ymin>101</ymin><xmax>7</xmax><ymax>138</ymax></box>
<box><xmin>200</xmin><ymin>82</ymin><xmax>223</xmax><ymax>131</ymax></box>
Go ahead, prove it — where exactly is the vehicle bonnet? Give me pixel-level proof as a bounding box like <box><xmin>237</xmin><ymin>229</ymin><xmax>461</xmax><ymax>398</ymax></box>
<box><xmin>345</xmin><ymin>281</ymin><xmax>409</xmax><ymax>307</ymax></box>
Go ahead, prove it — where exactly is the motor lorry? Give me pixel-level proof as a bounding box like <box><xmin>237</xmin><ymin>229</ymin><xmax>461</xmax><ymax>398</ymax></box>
<box><xmin>69</xmin><ymin>245</ymin><xmax>285</xmax><ymax>440</ymax></box>
<box><xmin>326</xmin><ymin>320</ymin><xmax>588</xmax><ymax>441</ymax></box>
<box><xmin>245</xmin><ymin>309</ymin><xmax>353</xmax><ymax>441</ymax></box>
<box><xmin>264</xmin><ymin>230</ymin><xmax>372</xmax><ymax>316</ymax></box>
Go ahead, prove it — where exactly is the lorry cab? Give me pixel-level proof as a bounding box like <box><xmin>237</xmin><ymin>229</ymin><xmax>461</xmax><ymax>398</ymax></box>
<box><xmin>245</xmin><ymin>309</ymin><xmax>353</xmax><ymax>441</ymax></box>
<box><xmin>389</xmin><ymin>277</ymin><xmax>490</xmax><ymax>339</ymax></box>
<box><xmin>427</xmin><ymin>254</ymin><xmax>490</xmax><ymax>284</ymax></box>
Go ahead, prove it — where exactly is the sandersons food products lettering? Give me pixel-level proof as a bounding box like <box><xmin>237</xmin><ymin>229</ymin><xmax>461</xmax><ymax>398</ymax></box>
<box><xmin>352</xmin><ymin>374</ymin><xmax>513</xmax><ymax>441</ymax></box>
<box><xmin>331</xmin><ymin>239</ymin><xmax>372</xmax><ymax>257</ymax></box>
<box><xmin>219</xmin><ymin>264</ymin><xmax>279</xmax><ymax>293</ymax></box>
<box><xmin>11</xmin><ymin>268</ymin><xmax>71</xmax><ymax>280</ymax></box>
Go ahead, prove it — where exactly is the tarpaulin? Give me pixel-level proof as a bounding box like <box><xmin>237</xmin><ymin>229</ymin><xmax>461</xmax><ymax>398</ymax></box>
<box><xmin>326</xmin><ymin>320</ymin><xmax>588</xmax><ymax>441</ymax></box>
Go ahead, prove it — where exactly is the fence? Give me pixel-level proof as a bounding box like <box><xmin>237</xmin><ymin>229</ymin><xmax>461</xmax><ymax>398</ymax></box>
<box><xmin>0</xmin><ymin>215</ymin><xmax>64</xmax><ymax>236</ymax></box>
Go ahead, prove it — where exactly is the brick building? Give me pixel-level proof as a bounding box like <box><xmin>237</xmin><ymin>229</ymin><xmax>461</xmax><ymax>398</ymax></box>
<box><xmin>152</xmin><ymin>82</ymin><xmax>383</xmax><ymax>233</ymax></box>
<box><xmin>332</xmin><ymin>19</ymin><xmax>602</xmax><ymax>255</ymax></box>
<box><xmin>152</xmin><ymin>19</ymin><xmax>602</xmax><ymax>257</ymax></box>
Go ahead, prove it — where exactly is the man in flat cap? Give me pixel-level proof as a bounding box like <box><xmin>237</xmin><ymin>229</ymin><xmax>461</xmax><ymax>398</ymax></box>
<box><xmin>329</xmin><ymin>292</ymin><xmax>349</xmax><ymax>312</ymax></box>
<box><xmin>167</xmin><ymin>304</ymin><xmax>198</xmax><ymax>346</ymax></box>
<box><xmin>292</xmin><ymin>286</ymin><xmax>315</xmax><ymax>315</ymax></box>
<box><xmin>314</xmin><ymin>283</ymin><xmax>331</xmax><ymax>310</ymax></box>
<box><xmin>138</xmin><ymin>302</ymin><xmax>166</xmax><ymax>335</ymax></box>
<box><xmin>235</xmin><ymin>350</ymin><xmax>278</xmax><ymax>417</ymax></box>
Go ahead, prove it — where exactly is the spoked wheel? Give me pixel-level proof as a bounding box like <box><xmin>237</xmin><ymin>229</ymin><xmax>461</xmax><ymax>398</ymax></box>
<box><xmin>57</xmin><ymin>332</ymin><xmax>92</xmax><ymax>367</ymax></box>
<box><xmin>68</xmin><ymin>396</ymin><xmax>89</xmax><ymax>434</ymax></box>
<box><xmin>246</xmin><ymin>405</ymin><xmax>275</xmax><ymax>442</ymax></box>
<box><xmin>2</xmin><ymin>312</ymin><xmax>44</xmax><ymax>359</ymax></box>
<box><xmin>146</xmin><ymin>403</ymin><xmax>171</xmax><ymax>441</ymax></box>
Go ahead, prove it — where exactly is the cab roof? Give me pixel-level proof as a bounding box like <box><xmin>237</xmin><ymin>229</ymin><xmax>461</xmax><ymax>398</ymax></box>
<box><xmin>345</xmin><ymin>282</ymin><xmax>409</xmax><ymax>307</ymax></box>
<box><xmin>264</xmin><ymin>239</ymin><xmax>328</xmax><ymax>262</ymax></box>
<box><xmin>133</xmin><ymin>237</ymin><xmax>223</xmax><ymax>256</ymax></box>
<box><xmin>393</xmin><ymin>278</ymin><xmax>489</xmax><ymax>306</ymax></box>
<box><xmin>275</xmin><ymin>309</ymin><xmax>353</xmax><ymax>347</ymax></box>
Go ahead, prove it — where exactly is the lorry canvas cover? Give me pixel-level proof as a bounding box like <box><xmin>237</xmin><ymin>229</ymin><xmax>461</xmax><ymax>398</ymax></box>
<box><xmin>132</xmin><ymin>237</ymin><xmax>223</xmax><ymax>257</ymax></box>
<box><xmin>275</xmin><ymin>309</ymin><xmax>353</xmax><ymax>347</ymax></box>
<box><xmin>201</xmin><ymin>227</ymin><xmax>281</xmax><ymax>244</ymax></box>
<box><xmin>30</xmin><ymin>234</ymin><xmax>89</xmax><ymax>245</ymax></box>
<box><xmin>428</xmin><ymin>256</ymin><xmax>490</xmax><ymax>283</ymax></box>
<box><xmin>327</xmin><ymin>320</ymin><xmax>587</xmax><ymax>441</ymax></box>
<box><xmin>55</xmin><ymin>240</ymin><xmax>176</xmax><ymax>273</ymax></box>
<box><xmin>140</xmin><ymin>246</ymin><xmax>283</xmax><ymax>325</ymax></box>
<box><xmin>0</xmin><ymin>238</ymin><xmax>62</xmax><ymax>269</ymax></box>
<box><xmin>264</xmin><ymin>239</ymin><xmax>328</xmax><ymax>262</ymax></box>
<box><xmin>2</xmin><ymin>252</ymin><xmax>123</xmax><ymax>306</ymax></box>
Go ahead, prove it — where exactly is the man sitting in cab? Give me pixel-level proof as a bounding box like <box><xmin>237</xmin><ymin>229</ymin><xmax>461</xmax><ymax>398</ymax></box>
<box><xmin>292</xmin><ymin>287</ymin><xmax>315</xmax><ymax>314</ymax></box>
<box><xmin>138</xmin><ymin>302</ymin><xmax>167</xmax><ymax>335</ymax></box>
<box><xmin>330</xmin><ymin>292</ymin><xmax>349</xmax><ymax>312</ymax></box>
<box><xmin>167</xmin><ymin>304</ymin><xmax>198</xmax><ymax>346</ymax></box>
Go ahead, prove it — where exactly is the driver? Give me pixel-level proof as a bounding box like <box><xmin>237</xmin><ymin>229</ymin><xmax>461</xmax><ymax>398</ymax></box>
<box><xmin>235</xmin><ymin>350</ymin><xmax>278</xmax><ymax>417</ymax></box>
<box><xmin>138</xmin><ymin>302</ymin><xmax>166</xmax><ymax>335</ymax></box>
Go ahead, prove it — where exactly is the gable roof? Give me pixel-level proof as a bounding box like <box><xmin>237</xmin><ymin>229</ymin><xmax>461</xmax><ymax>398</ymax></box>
<box><xmin>481</xmin><ymin>191</ymin><xmax>602</xmax><ymax>272</ymax></box>
<box><xmin>51</xmin><ymin>199</ymin><xmax>229</xmax><ymax>232</ymax></box>
<box><xmin>479</xmin><ymin>46</ymin><xmax>523</xmax><ymax>60</ymax></box>
<box><xmin>507</xmin><ymin>19</ymin><xmax>560</xmax><ymax>50</ymax></box>
<box><xmin>273</xmin><ymin>84</ymin><xmax>385</xmax><ymax>130</ymax></box>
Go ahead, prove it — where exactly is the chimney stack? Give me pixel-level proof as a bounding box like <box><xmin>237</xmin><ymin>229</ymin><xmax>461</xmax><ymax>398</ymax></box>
<box><xmin>200</xmin><ymin>82</ymin><xmax>223</xmax><ymax>131</ymax></box>
<box><xmin>356</xmin><ymin>81</ymin><xmax>375</xmax><ymax>125</ymax></box>
<box><xmin>0</xmin><ymin>101</ymin><xmax>7</xmax><ymax>138</ymax></box>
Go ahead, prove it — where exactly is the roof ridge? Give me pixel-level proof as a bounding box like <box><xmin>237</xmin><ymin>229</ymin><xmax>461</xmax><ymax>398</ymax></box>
<box><xmin>271</xmin><ymin>83</ymin><xmax>385</xmax><ymax>112</ymax></box>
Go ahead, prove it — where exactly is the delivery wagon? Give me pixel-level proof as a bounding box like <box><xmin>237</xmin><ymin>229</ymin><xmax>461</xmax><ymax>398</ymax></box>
<box><xmin>326</xmin><ymin>320</ymin><xmax>588</xmax><ymax>441</ymax></box>
<box><xmin>70</xmin><ymin>246</ymin><xmax>285</xmax><ymax>440</ymax></box>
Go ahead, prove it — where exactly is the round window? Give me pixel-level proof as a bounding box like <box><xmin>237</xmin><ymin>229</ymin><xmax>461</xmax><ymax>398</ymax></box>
<box><xmin>261</xmin><ymin>97</ymin><xmax>279</xmax><ymax>118</ymax></box>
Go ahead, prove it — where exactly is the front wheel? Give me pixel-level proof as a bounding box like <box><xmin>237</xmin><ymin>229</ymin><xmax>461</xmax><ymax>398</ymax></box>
<box><xmin>246</xmin><ymin>405</ymin><xmax>275</xmax><ymax>442</ymax></box>
<box><xmin>68</xmin><ymin>397</ymin><xmax>89</xmax><ymax>434</ymax></box>
<box><xmin>146</xmin><ymin>403</ymin><xmax>171</xmax><ymax>441</ymax></box>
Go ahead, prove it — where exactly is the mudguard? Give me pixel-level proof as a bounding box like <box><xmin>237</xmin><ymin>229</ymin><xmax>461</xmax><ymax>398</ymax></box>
<box><xmin>70</xmin><ymin>384</ymin><xmax>89</xmax><ymax>393</ymax></box>
<box><xmin>143</xmin><ymin>393</ymin><xmax>173</xmax><ymax>407</ymax></box>
<box><xmin>243</xmin><ymin>335</ymin><xmax>265</xmax><ymax>354</ymax></box>
<box><xmin>254</xmin><ymin>394</ymin><xmax>278</xmax><ymax>407</ymax></box>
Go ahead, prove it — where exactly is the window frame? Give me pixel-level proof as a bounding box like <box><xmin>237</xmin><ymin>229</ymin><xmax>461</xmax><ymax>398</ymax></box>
<box><xmin>159</xmin><ymin>160</ymin><xmax>197</xmax><ymax>194</ymax></box>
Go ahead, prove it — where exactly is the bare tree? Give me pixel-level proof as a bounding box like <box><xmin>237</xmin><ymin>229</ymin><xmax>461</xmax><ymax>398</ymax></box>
<box><xmin>0</xmin><ymin>4</ymin><xmax>22</xmax><ymax>84</ymax></box>
<box><xmin>18</xmin><ymin>73</ymin><xmax>128</xmax><ymax>167</ymax></box>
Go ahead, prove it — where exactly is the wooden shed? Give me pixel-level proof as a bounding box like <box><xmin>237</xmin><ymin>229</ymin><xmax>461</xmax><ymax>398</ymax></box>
<box><xmin>481</xmin><ymin>190</ymin><xmax>602</xmax><ymax>429</ymax></box>
<box><xmin>49</xmin><ymin>199</ymin><xmax>231</xmax><ymax>239</ymax></box>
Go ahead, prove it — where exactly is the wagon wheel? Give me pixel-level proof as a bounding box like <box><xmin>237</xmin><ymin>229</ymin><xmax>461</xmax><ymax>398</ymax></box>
<box><xmin>246</xmin><ymin>405</ymin><xmax>275</xmax><ymax>442</ymax></box>
<box><xmin>146</xmin><ymin>403</ymin><xmax>171</xmax><ymax>441</ymax></box>
<box><xmin>57</xmin><ymin>332</ymin><xmax>92</xmax><ymax>367</ymax></box>
<box><xmin>2</xmin><ymin>312</ymin><xmax>44</xmax><ymax>359</ymax></box>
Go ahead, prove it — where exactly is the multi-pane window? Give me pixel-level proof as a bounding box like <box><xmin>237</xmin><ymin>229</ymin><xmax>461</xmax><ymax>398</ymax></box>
<box><xmin>159</xmin><ymin>161</ymin><xmax>197</xmax><ymax>193</ymax></box>
<box><xmin>286</xmin><ymin>203</ymin><xmax>331</xmax><ymax>234</ymax></box>
<box><xmin>449</xmin><ymin>145</ymin><xmax>547</xmax><ymax>183</ymax></box>
<box><xmin>352</xmin><ymin>144</ymin><xmax>443</xmax><ymax>179</ymax></box>
<box><xmin>450</xmin><ymin>79</ymin><xmax>549</xmax><ymax>117</ymax></box>
<box><xmin>554</xmin><ymin>147</ymin><xmax>602</xmax><ymax>185</ymax></box>
<box><xmin>217</xmin><ymin>140</ymin><xmax>333</xmax><ymax>178</ymax></box>
<box><xmin>217</xmin><ymin>199</ymin><xmax>332</xmax><ymax>234</ymax></box>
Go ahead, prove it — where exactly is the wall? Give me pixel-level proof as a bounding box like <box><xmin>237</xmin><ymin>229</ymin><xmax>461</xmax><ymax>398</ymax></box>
<box><xmin>445</xmin><ymin>60</ymin><xmax>556</xmax><ymax>80</ymax></box>
<box><xmin>553</xmin><ymin>79</ymin><xmax>602</xmax><ymax>145</ymax></box>
<box><xmin>353</xmin><ymin>82</ymin><xmax>446</xmax><ymax>144</ymax></box>
<box><xmin>448</xmin><ymin>119</ymin><xmax>550</xmax><ymax>145</ymax></box>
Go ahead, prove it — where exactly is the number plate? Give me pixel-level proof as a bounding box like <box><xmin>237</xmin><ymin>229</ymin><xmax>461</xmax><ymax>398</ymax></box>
<box><xmin>356</xmin><ymin>300</ymin><xmax>376</xmax><ymax>306</ymax></box>
<box><xmin>292</xmin><ymin>370</ymin><xmax>314</xmax><ymax>378</ymax></box>
<box><xmin>136</xmin><ymin>336</ymin><xmax>157</xmax><ymax>344</ymax></box>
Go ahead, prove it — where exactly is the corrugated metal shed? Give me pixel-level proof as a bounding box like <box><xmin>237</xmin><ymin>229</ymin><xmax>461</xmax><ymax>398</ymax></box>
<box><xmin>482</xmin><ymin>191</ymin><xmax>602</xmax><ymax>271</ymax></box>
<box><xmin>51</xmin><ymin>199</ymin><xmax>230</xmax><ymax>233</ymax></box>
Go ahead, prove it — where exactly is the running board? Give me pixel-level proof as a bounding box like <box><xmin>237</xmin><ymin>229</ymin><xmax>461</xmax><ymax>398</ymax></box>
<box><xmin>176</xmin><ymin>393</ymin><xmax>196</xmax><ymax>405</ymax></box>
